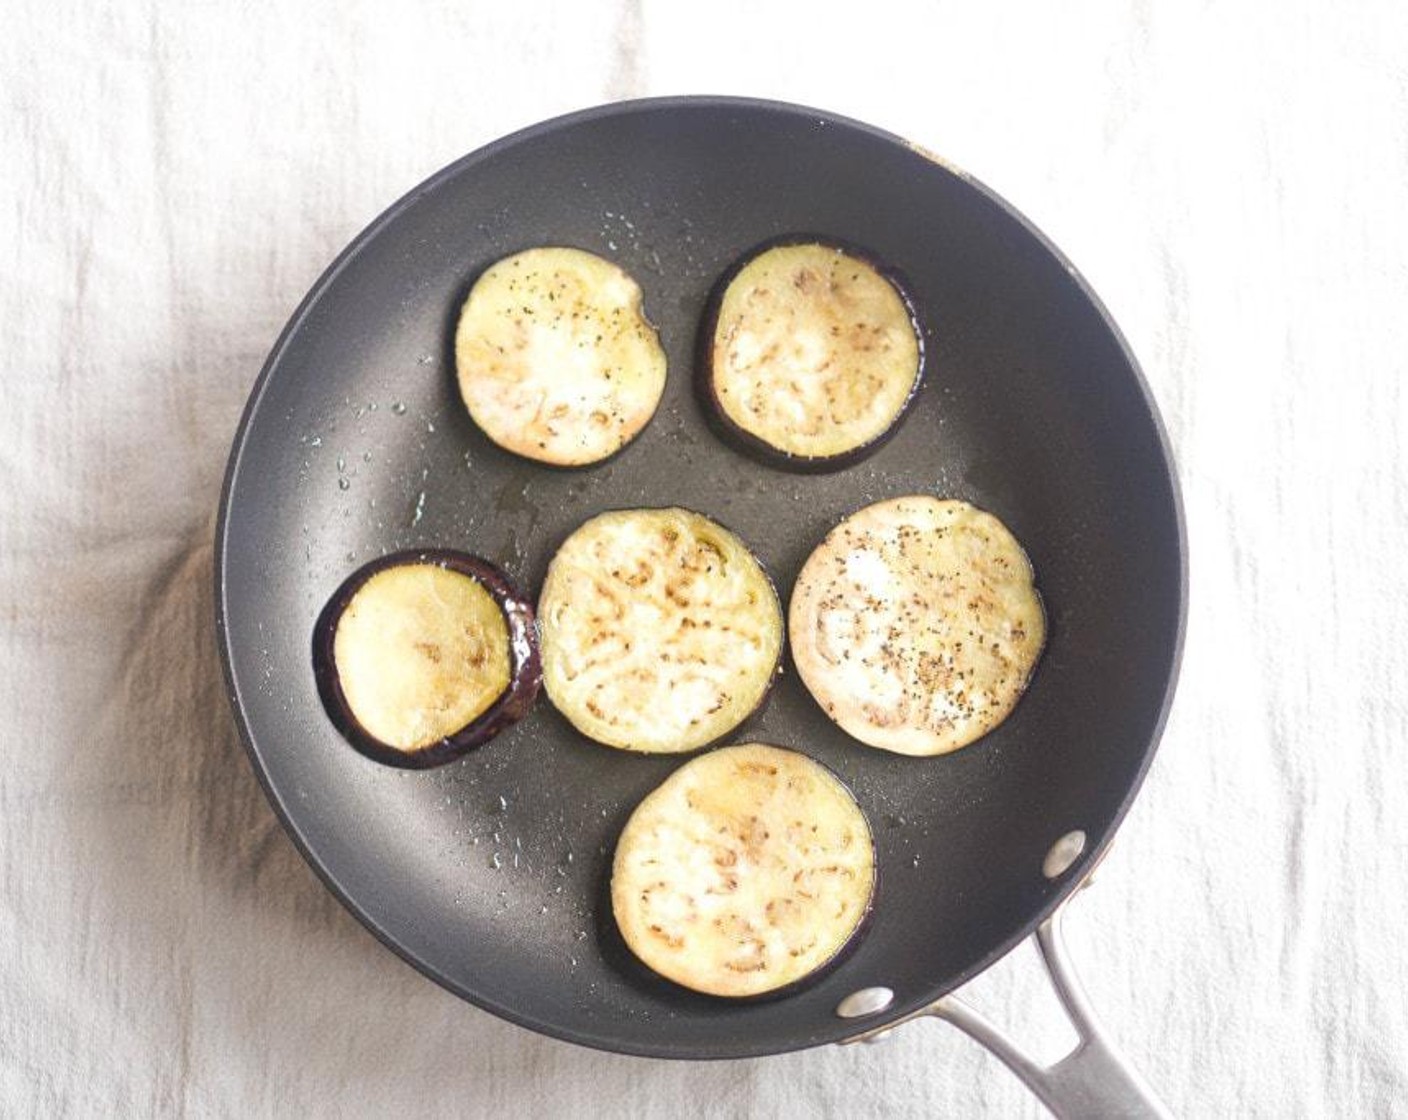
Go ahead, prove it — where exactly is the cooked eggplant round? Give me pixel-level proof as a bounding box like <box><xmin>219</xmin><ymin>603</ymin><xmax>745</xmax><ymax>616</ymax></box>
<box><xmin>700</xmin><ymin>239</ymin><xmax>923</xmax><ymax>469</ymax></box>
<box><xmin>789</xmin><ymin>497</ymin><xmax>1046</xmax><ymax>756</ymax></box>
<box><xmin>611</xmin><ymin>743</ymin><xmax>876</xmax><ymax>998</ymax></box>
<box><xmin>538</xmin><ymin>508</ymin><xmax>782</xmax><ymax>753</ymax></box>
<box><xmin>312</xmin><ymin>551</ymin><xmax>540</xmax><ymax>768</ymax></box>
<box><xmin>455</xmin><ymin>246</ymin><xmax>667</xmax><ymax>466</ymax></box>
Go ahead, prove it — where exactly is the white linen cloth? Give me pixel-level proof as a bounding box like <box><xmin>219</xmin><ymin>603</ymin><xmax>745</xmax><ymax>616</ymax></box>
<box><xmin>3</xmin><ymin>2</ymin><xmax>1405</xmax><ymax>1115</ymax></box>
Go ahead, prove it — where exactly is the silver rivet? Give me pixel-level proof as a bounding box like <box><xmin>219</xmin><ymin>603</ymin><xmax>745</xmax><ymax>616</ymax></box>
<box><xmin>836</xmin><ymin>986</ymin><xmax>895</xmax><ymax>1018</ymax></box>
<box><xmin>1043</xmin><ymin>829</ymin><xmax>1087</xmax><ymax>879</ymax></box>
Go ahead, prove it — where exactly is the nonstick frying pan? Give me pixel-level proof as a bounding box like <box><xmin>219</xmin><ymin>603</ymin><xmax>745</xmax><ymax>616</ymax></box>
<box><xmin>216</xmin><ymin>97</ymin><xmax>1185</xmax><ymax>1115</ymax></box>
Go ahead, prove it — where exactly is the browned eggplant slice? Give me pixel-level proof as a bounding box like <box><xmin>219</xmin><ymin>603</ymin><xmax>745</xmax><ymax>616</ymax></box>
<box><xmin>537</xmin><ymin>508</ymin><xmax>783</xmax><ymax>753</ymax></box>
<box><xmin>789</xmin><ymin>496</ymin><xmax>1046</xmax><ymax>756</ymax></box>
<box><xmin>612</xmin><ymin>743</ymin><xmax>877</xmax><ymax>998</ymax></box>
<box><xmin>313</xmin><ymin>550</ymin><xmax>540</xmax><ymax>768</ymax></box>
<box><xmin>699</xmin><ymin>239</ymin><xmax>923</xmax><ymax>470</ymax></box>
<box><xmin>455</xmin><ymin>247</ymin><xmax>667</xmax><ymax>466</ymax></box>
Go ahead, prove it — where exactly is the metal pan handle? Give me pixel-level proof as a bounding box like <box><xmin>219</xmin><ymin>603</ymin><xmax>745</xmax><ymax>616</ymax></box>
<box><xmin>932</xmin><ymin>897</ymin><xmax>1171</xmax><ymax>1119</ymax></box>
<box><xmin>844</xmin><ymin>889</ymin><xmax>1172</xmax><ymax>1118</ymax></box>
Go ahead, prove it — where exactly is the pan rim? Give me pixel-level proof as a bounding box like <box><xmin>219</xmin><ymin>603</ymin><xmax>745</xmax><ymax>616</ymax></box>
<box><xmin>214</xmin><ymin>94</ymin><xmax>1189</xmax><ymax>1060</ymax></box>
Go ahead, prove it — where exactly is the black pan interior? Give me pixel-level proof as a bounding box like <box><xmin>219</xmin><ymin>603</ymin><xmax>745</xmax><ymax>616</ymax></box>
<box><xmin>216</xmin><ymin>97</ymin><xmax>1185</xmax><ymax>1059</ymax></box>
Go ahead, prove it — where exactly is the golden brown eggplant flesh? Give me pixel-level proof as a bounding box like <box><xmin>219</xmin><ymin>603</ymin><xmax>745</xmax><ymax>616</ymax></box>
<box><xmin>699</xmin><ymin>238</ymin><xmax>923</xmax><ymax>471</ymax></box>
<box><xmin>312</xmin><ymin>550</ymin><xmax>541</xmax><ymax>768</ymax></box>
<box><xmin>612</xmin><ymin>743</ymin><xmax>877</xmax><ymax>998</ymax></box>
<box><xmin>789</xmin><ymin>497</ymin><xmax>1046</xmax><ymax>756</ymax></box>
<box><xmin>538</xmin><ymin>508</ymin><xmax>783</xmax><ymax>754</ymax></box>
<box><xmin>455</xmin><ymin>247</ymin><xmax>667</xmax><ymax>467</ymax></box>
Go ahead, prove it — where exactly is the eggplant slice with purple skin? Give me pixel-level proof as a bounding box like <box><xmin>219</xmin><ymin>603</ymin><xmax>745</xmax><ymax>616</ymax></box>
<box><xmin>538</xmin><ymin>508</ymin><xmax>783</xmax><ymax>754</ymax></box>
<box><xmin>313</xmin><ymin>550</ymin><xmax>541</xmax><ymax>769</ymax></box>
<box><xmin>699</xmin><ymin>239</ymin><xmax>923</xmax><ymax>471</ymax></box>
<box><xmin>612</xmin><ymin>743</ymin><xmax>877</xmax><ymax>999</ymax></box>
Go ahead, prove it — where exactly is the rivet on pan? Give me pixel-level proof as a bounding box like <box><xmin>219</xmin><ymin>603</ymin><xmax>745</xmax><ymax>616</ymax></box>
<box><xmin>1042</xmin><ymin>829</ymin><xmax>1087</xmax><ymax>880</ymax></box>
<box><xmin>836</xmin><ymin>986</ymin><xmax>895</xmax><ymax>1018</ymax></box>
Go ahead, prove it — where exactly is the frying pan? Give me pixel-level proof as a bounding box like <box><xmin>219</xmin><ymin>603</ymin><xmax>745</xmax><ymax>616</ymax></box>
<box><xmin>215</xmin><ymin>97</ymin><xmax>1185</xmax><ymax>1116</ymax></box>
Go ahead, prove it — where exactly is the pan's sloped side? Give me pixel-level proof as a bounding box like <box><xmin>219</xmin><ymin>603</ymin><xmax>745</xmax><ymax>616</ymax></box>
<box><xmin>216</xmin><ymin>96</ymin><xmax>1185</xmax><ymax>1059</ymax></box>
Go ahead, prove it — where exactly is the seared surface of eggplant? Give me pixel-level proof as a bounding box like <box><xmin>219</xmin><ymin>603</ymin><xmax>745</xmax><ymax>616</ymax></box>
<box><xmin>538</xmin><ymin>508</ymin><xmax>782</xmax><ymax>753</ymax></box>
<box><xmin>455</xmin><ymin>247</ymin><xmax>667</xmax><ymax>466</ymax></box>
<box><xmin>612</xmin><ymin>743</ymin><xmax>876</xmax><ymax>998</ymax></box>
<box><xmin>789</xmin><ymin>497</ymin><xmax>1045</xmax><ymax>756</ymax></box>
<box><xmin>702</xmin><ymin>241</ymin><xmax>922</xmax><ymax>467</ymax></box>
<box><xmin>313</xmin><ymin>551</ymin><xmax>540</xmax><ymax>768</ymax></box>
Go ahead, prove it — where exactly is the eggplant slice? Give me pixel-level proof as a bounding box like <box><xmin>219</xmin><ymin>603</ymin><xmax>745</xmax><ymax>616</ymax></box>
<box><xmin>611</xmin><ymin>743</ymin><xmax>876</xmax><ymax>998</ymax></box>
<box><xmin>538</xmin><ymin>508</ymin><xmax>783</xmax><ymax>753</ymax></box>
<box><xmin>313</xmin><ymin>551</ymin><xmax>540</xmax><ymax>768</ymax></box>
<box><xmin>789</xmin><ymin>497</ymin><xmax>1046</xmax><ymax>756</ymax></box>
<box><xmin>700</xmin><ymin>240</ymin><xmax>922</xmax><ymax>469</ymax></box>
<box><xmin>455</xmin><ymin>247</ymin><xmax>667</xmax><ymax>466</ymax></box>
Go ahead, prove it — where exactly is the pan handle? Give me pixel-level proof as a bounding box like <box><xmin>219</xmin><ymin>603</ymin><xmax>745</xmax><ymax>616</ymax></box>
<box><xmin>844</xmin><ymin>890</ymin><xmax>1172</xmax><ymax>1119</ymax></box>
<box><xmin>930</xmin><ymin>899</ymin><xmax>1172</xmax><ymax>1119</ymax></box>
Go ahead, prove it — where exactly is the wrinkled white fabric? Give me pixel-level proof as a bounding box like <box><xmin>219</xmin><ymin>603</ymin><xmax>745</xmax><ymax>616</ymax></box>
<box><xmin>3</xmin><ymin>2</ymin><xmax>1405</xmax><ymax>1116</ymax></box>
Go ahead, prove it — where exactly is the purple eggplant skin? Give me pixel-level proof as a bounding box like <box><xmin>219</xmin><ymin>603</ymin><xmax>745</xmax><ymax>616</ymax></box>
<box><xmin>312</xmin><ymin>549</ymin><xmax>542</xmax><ymax>770</ymax></box>
<box><xmin>695</xmin><ymin>234</ymin><xmax>927</xmax><ymax>474</ymax></box>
